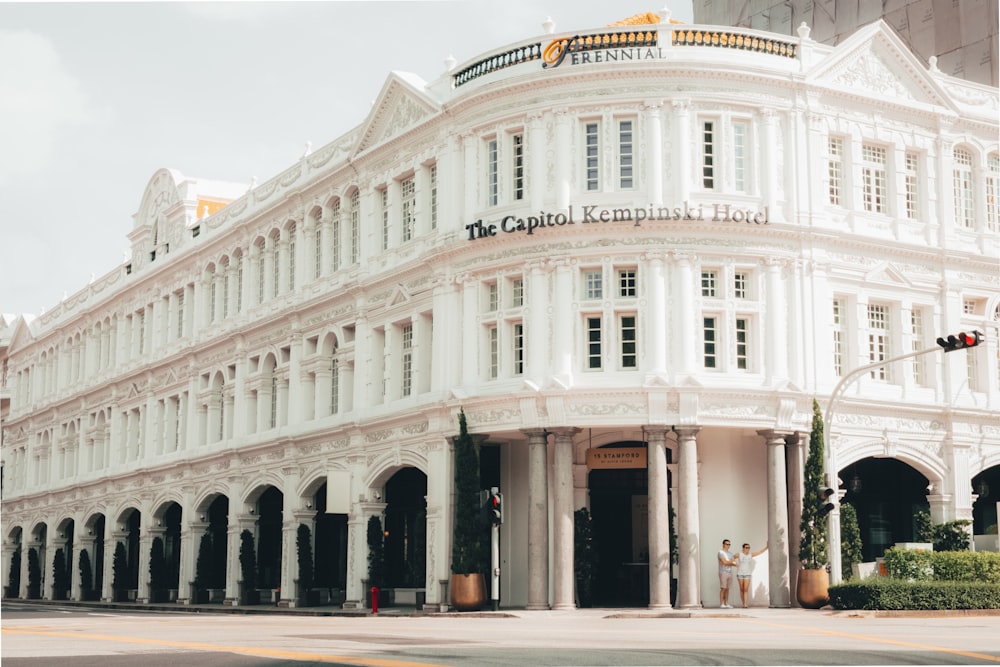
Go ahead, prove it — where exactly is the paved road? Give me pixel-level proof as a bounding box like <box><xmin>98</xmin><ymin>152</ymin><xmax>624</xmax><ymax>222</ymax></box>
<box><xmin>3</xmin><ymin>601</ymin><xmax>1000</xmax><ymax>666</ymax></box>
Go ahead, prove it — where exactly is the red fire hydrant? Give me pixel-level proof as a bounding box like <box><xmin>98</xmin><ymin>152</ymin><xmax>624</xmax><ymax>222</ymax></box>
<box><xmin>370</xmin><ymin>586</ymin><xmax>379</xmax><ymax>614</ymax></box>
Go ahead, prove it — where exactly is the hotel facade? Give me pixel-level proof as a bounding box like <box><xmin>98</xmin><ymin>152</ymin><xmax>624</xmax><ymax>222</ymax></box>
<box><xmin>2</xmin><ymin>12</ymin><xmax>998</xmax><ymax>611</ymax></box>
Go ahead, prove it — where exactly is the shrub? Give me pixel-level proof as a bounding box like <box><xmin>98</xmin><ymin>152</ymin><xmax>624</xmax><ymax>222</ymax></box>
<box><xmin>932</xmin><ymin>520</ymin><xmax>972</xmax><ymax>552</ymax></box>
<box><xmin>27</xmin><ymin>547</ymin><xmax>41</xmax><ymax>597</ymax></box>
<box><xmin>367</xmin><ymin>515</ymin><xmax>384</xmax><ymax>587</ymax></box>
<box><xmin>799</xmin><ymin>399</ymin><xmax>827</xmax><ymax>569</ymax></box>
<box><xmin>882</xmin><ymin>548</ymin><xmax>1000</xmax><ymax>584</ymax></box>
<box><xmin>148</xmin><ymin>537</ymin><xmax>167</xmax><ymax>591</ymax></box>
<box><xmin>840</xmin><ymin>502</ymin><xmax>863</xmax><ymax>581</ymax></box>
<box><xmin>111</xmin><ymin>542</ymin><xmax>128</xmax><ymax>591</ymax></box>
<box><xmin>53</xmin><ymin>548</ymin><xmax>70</xmax><ymax>596</ymax></box>
<box><xmin>194</xmin><ymin>532</ymin><xmax>213</xmax><ymax>590</ymax></box>
<box><xmin>7</xmin><ymin>547</ymin><xmax>21</xmax><ymax>595</ymax></box>
<box><xmin>883</xmin><ymin>547</ymin><xmax>934</xmax><ymax>581</ymax></box>
<box><xmin>830</xmin><ymin>579</ymin><xmax>1000</xmax><ymax>610</ymax></box>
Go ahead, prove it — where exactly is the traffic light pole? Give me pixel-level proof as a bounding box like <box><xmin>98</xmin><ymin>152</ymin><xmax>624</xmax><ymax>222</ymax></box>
<box><xmin>823</xmin><ymin>344</ymin><xmax>943</xmax><ymax>584</ymax></box>
<box><xmin>491</xmin><ymin>522</ymin><xmax>500</xmax><ymax>611</ymax></box>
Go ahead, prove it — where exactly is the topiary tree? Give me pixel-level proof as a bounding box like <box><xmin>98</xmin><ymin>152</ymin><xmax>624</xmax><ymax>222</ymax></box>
<box><xmin>27</xmin><ymin>547</ymin><xmax>41</xmax><ymax>599</ymax></box>
<box><xmin>574</xmin><ymin>508</ymin><xmax>598</xmax><ymax>607</ymax></box>
<box><xmin>799</xmin><ymin>399</ymin><xmax>828</xmax><ymax>569</ymax></box>
<box><xmin>451</xmin><ymin>409</ymin><xmax>487</xmax><ymax>576</ymax></box>
<box><xmin>296</xmin><ymin>523</ymin><xmax>314</xmax><ymax>597</ymax></box>
<box><xmin>111</xmin><ymin>542</ymin><xmax>128</xmax><ymax>599</ymax></box>
<box><xmin>914</xmin><ymin>509</ymin><xmax>934</xmax><ymax>543</ymax></box>
<box><xmin>79</xmin><ymin>549</ymin><xmax>94</xmax><ymax>598</ymax></box>
<box><xmin>7</xmin><ymin>547</ymin><xmax>21</xmax><ymax>598</ymax></box>
<box><xmin>148</xmin><ymin>536</ymin><xmax>167</xmax><ymax>599</ymax></box>
<box><xmin>840</xmin><ymin>502</ymin><xmax>864</xmax><ymax>580</ymax></box>
<box><xmin>239</xmin><ymin>530</ymin><xmax>257</xmax><ymax>589</ymax></box>
<box><xmin>53</xmin><ymin>548</ymin><xmax>70</xmax><ymax>599</ymax></box>
<box><xmin>932</xmin><ymin>519</ymin><xmax>972</xmax><ymax>552</ymax></box>
<box><xmin>366</xmin><ymin>515</ymin><xmax>384</xmax><ymax>588</ymax></box>
<box><xmin>193</xmin><ymin>532</ymin><xmax>213</xmax><ymax>591</ymax></box>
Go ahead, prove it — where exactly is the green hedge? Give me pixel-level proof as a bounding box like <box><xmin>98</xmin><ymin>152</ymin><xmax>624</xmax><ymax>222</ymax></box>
<box><xmin>882</xmin><ymin>549</ymin><xmax>1000</xmax><ymax>583</ymax></box>
<box><xmin>829</xmin><ymin>579</ymin><xmax>1000</xmax><ymax>610</ymax></box>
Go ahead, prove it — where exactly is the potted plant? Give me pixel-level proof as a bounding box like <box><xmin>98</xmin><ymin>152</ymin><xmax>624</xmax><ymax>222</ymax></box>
<box><xmin>296</xmin><ymin>524</ymin><xmax>319</xmax><ymax>606</ymax></box>
<box><xmin>111</xmin><ymin>542</ymin><xmax>128</xmax><ymax>601</ymax></box>
<box><xmin>449</xmin><ymin>409</ymin><xmax>488</xmax><ymax>611</ymax></box>
<box><xmin>574</xmin><ymin>508</ymin><xmax>598</xmax><ymax>607</ymax></box>
<box><xmin>148</xmin><ymin>536</ymin><xmax>168</xmax><ymax>602</ymax></box>
<box><xmin>840</xmin><ymin>502</ymin><xmax>863</xmax><ymax>581</ymax></box>
<box><xmin>797</xmin><ymin>398</ymin><xmax>830</xmax><ymax>608</ymax></box>
<box><xmin>192</xmin><ymin>532</ymin><xmax>213</xmax><ymax>603</ymax></box>
<box><xmin>52</xmin><ymin>548</ymin><xmax>70</xmax><ymax>600</ymax></box>
<box><xmin>366</xmin><ymin>515</ymin><xmax>385</xmax><ymax>608</ymax></box>
<box><xmin>26</xmin><ymin>547</ymin><xmax>41</xmax><ymax>599</ymax></box>
<box><xmin>238</xmin><ymin>529</ymin><xmax>259</xmax><ymax>605</ymax></box>
<box><xmin>79</xmin><ymin>548</ymin><xmax>97</xmax><ymax>601</ymax></box>
<box><xmin>6</xmin><ymin>547</ymin><xmax>21</xmax><ymax>599</ymax></box>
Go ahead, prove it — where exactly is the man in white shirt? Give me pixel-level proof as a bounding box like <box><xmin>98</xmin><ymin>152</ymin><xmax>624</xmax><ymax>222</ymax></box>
<box><xmin>717</xmin><ymin>539</ymin><xmax>736</xmax><ymax>608</ymax></box>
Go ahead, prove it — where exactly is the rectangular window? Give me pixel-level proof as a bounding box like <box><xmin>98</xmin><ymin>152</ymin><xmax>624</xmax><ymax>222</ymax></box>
<box><xmin>733</xmin><ymin>121</ymin><xmax>748</xmax><ymax>192</ymax></box>
<box><xmin>512</xmin><ymin>323</ymin><xmax>524</xmax><ymax>375</ymax></box>
<box><xmin>587</xmin><ymin>316</ymin><xmax>602</xmax><ymax>369</ymax></box>
<box><xmin>734</xmin><ymin>272</ymin><xmax>748</xmax><ymax>299</ymax></box>
<box><xmin>430</xmin><ymin>164</ymin><xmax>438</xmax><ymax>229</ymax></box>
<box><xmin>618</xmin><ymin>119</ymin><xmax>634</xmax><ymax>189</ymax></box>
<box><xmin>331</xmin><ymin>357</ymin><xmax>339</xmax><ymax>414</ymax></box>
<box><xmin>222</xmin><ymin>271</ymin><xmax>229</xmax><ymax>319</ymax></box>
<box><xmin>701</xmin><ymin>271</ymin><xmax>717</xmax><ymax>298</ymax></box>
<box><xmin>401</xmin><ymin>323</ymin><xmax>413</xmax><ymax>397</ymax></box>
<box><xmin>380</xmin><ymin>188</ymin><xmax>390</xmax><ymax>250</ymax></box>
<box><xmin>987</xmin><ymin>154</ymin><xmax>999</xmax><ymax>232</ymax></box>
<box><xmin>735</xmin><ymin>318</ymin><xmax>749</xmax><ymax>370</ymax></box>
<box><xmin>828</xmin><ymin>137</ymin><xmax>844</xmax><ymax>206</ymax></box>
<box><xmin>176</xmin><ymin>291</ymin><xmax>185</xmax><ymax>339</ymax></box>
<box><xmin>963</xmin><ymin>299</ymin><xmax>977</xmax><ymax>315</ymax></box>
<box><xmin>703</xmin><ymin>316</ymin><xmax>717</xmax><ymax>368</ymax></box>
<box><xmin>488</xmin><ymin>326</ymin><xmax>498</xmax><ymax>379</ymax></box>
<box><xmin>257</xmin><ymin>249</ymin><xmax>265</xmax><ymax>303</ymax></box>
<box><xmin>511</xmin><ymin>278</ymin><xmax>524</xmax><ymax>307</ymax></box>
<box><xmin>314</xmin><ymin>223</ymin><xmax>323</xmax><ymax>279</ymax></box>
<box><xmin>487</xmin><ymin>138</ymin><xmax>499</xmax><ymax>206</ymax></box>
<box><xmin>401</xmin><ymin>177</ymin><xmax>415</xmax><ymax>242</ymax></box>
<box><xmin>331</xmin><ymin>200</ymin><xmax>342</xmax><ymax>272</ymax></box>
<box><xmin>620</xmin><ymin>315</ymin><xmax>637</xmax><ymax>368</ymax></box>
<box><xmin>236</xmin><ymin>265</ymin><xmax>243</xmax><ymax>313</ymax></box>
<box><xmin>911</xmin><ymin>308</ymin><xmax>924</xmax><ymax>386</ymax></box>
<box><xmin>585</xmin><ymin>122</ymin><xmax>600</xmax><ymax>191</ymax></box>
<box><xmin>868</xmin><ymin>304</ymin><xmax>888</xmax><ymax>380</ymax></box>
<box><xmin>832</xmin><ymin>298</ymin><xmax>844</xmax><ymax>377</ymax></box>
<box><xmin>487</xmin><ymin>283</ymin><xmax>498</xmax><ymax>312</ymax></box>
<box><xmin>350</xmin><ymin>191</ymin><xmax>360</xmax><ymax>263</ymax></box>
<box><xmin>702</xmin><ymin>121</ymin><xmax>715</xmax><ymax>189</ymax></box>
<box><xmin>584</xmin><ymin>270</ymin><xmax>603</xmax><ymax>299</ymax></box>
<box><xmin>288</xmin><ymin>226</ymin><xmax>296</xmax><ymax>291</ymax></box>
<box><xmin>512</xmin><ymin>134</ymin><xmax>524</xmax><ymax>201</ymax></box>
<box><xmin>618</xmin><ymin>269</ymin><xmax>637</xmax><ymax>298</ymax></box>
<box><xmin>862</xmin><ymin>144</ymin><xmax>887</xmax><ymax>213</ymax></box>
<box><xmin>954</xmin><ymin>149</ymin><xmax>975</xmax><ymax>229</ymax></box>
<box><xmin>271</xmin><ymin>241</ymin><xmax>280</xmax><ymax>298</ymax></box>
<box><xmin>904</xmin><ymin>152</ymin><xmax>919</xmax><ymax>220</ymax></box>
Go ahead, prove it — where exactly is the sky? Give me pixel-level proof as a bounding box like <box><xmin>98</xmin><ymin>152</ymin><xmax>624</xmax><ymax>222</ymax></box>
<box><xmin>0</xmin><ymin>0</ymin><xmax>695</xmax><ymax>318</ymax></box>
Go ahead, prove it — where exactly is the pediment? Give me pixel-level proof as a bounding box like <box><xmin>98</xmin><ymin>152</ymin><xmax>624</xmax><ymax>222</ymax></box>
<box><xmin>807</xmin><ymin>21</ymin><xmax>952</xmax><ymax>110</ymax></box>
<box><xmin>863</xmin><ymin>261</ymin><xmax>913</xmax><ymax>288</ymax></box>
<box><xmin>388</xmin><ymin>284</ymin><xmax>411</xmax><ymax>307</ymax></box>
<box><xmin>7</xmin><ymin>316</ymin><xmax>37</xmax><ymax>348</ymax></box>
<box><xmin>355</xmin><ymin>72</ymin><xmax>440</xmax><ymax>155</ymax></box>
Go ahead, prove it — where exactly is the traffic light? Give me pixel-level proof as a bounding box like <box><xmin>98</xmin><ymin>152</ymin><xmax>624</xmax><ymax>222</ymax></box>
<box><xmin>936</xmin><ymin>330</ymin><xmax>983</xmax><ymax>353</ymax></box>
<box><xmin>817</xmin><ymin>487</ymin><xmax>834</xmax><ymax>519</ymax></box>
<box><xmin>488</xmin><ymin>491</ymin><xmax>503</xmax><ymax>525</ymax></box>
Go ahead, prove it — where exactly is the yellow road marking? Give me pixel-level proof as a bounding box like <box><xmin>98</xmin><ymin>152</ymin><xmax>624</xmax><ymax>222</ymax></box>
<box><xmin>1</xmin><ymin>626</ymin><xmax>451</xmax><ymax>667</ymax></box>
<box><xmin>741</xmin><ymin>617</ymin><xmax>1000</xmax><ymax>663</ymax></box>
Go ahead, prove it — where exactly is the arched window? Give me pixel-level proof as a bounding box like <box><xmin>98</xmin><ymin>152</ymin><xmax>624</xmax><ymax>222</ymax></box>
<box><xmin>953</xmin><ymin>148</ymin><xmax>975</xmax><ymax>229</ymax></box>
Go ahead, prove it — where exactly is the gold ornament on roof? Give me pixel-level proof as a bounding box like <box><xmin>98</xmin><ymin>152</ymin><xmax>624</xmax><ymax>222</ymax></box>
<box><xmin>606</xmin><ymin>10</ymin><xmax>685</xmax><ymax>26</ymax></box>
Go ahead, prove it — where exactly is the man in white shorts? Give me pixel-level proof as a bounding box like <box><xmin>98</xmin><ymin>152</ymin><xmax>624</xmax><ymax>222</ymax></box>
<box><xmin>717</xmin><ymin>539</ymin><xmax>737</xmax><ymax>608</ymax></box>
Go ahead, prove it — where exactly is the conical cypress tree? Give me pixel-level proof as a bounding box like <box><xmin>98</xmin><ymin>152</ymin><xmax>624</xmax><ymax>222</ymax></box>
<box><xmin>799</xmin><ymin>398</ymin><xmax>828</xmax><ymax>568</ymax></box>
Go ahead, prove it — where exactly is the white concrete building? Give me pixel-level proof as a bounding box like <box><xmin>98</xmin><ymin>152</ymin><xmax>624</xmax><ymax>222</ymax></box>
<box><xmin>2</xmin><ymin>11</ymin><xmax>998</xmax><ymax>611</ymax></box>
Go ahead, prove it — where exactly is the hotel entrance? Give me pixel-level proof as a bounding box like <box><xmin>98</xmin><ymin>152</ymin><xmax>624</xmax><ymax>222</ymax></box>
<box><xmin>587</xmin><ymin>441</ymin><xmax>653</xmax><ymax>607</ymax></box>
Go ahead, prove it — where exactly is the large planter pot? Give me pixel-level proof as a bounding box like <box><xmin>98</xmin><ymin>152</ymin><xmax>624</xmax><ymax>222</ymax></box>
<box><xmin>449</xmin><ymin>573</ymin><xmax>486</xmax><ymax>611</ymax></box>
<box><xmin>796</xmin><ymin>568</ymin><xmax>830</xmax><ymax>609</ymax></box>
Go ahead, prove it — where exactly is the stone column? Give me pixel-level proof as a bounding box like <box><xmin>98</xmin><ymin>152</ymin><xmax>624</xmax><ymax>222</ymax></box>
<box><xmin>644</xmin><ymin>252</ymin><xmax>668</xmax><ymax>377</ymax></box>
<box><xmin>647</xmin><ymin>427</ymin><xmax>672</xmax><ymax>609</ymax></box>
<box><xmin>644</xmin><ymin>101</ymin><xmax>664</xmax><ymax>205</ymax></box>
<box><xmin>554</xmin><ymin>108</ymin><xmax>571</xmax><ymax>210</ymax></box>
<box><xmin>552</xmin><ymin>259</ymin><xmax>573</xmax><ymax>386</ymax></box>
<box><xmin>758</xmin><ymin>429</ymin><xmax>792</xmax><ymax>607</ymax></box>
<box><xmin>675</xmin><ymin>426</ymin><xmax>701</xmax><ymax>608</ymax></box>
<box><xmin>551</xmin><ymin>428</ymin><xmax>579</xmax><ymax>610</ymax></box>
<box><xmin>523</xmin><ymin>428</ymin><xmax>550</xmax><ymax>609</ymax></box>
<box><xmin>785</xmin><ymin>432</ymin><xmax>804</xmax><ymax>593</ymax></box>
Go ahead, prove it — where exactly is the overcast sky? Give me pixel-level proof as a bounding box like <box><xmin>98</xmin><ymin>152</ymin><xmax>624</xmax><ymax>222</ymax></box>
<box><xmin>0</xmin><ymin>1</ymin><xmax>694</xmax><ymax>317</ymax></box>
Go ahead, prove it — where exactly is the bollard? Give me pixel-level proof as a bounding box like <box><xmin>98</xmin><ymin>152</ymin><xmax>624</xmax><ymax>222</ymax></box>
<box><xmin>370</xmin><ymin>586</ymin><xmax>379</xmax><ymax>614</ymax></box>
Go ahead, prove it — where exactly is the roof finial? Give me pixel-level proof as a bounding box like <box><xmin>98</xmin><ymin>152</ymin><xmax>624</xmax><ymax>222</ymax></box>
<box><xmin>797</xmin><ymin>22</ymin><xmax>811</xmax><ymax>39</ymax></box>
<box><xmin>542</xmin><ymin>16</ymin><xmax>555</xmax><ymax>34</ymax></box>
<box><xmin>659</xmin><ymin>6</ymin><xmax>671</xmax><ymax>23</ymax></box>
<box><xmin>444</xmin><ymin>54</ymin><xmax>456</xmax><ymax>72</ymax></box>
<box><xmin>301</xmin><ymin>141</ymin><xmax>312</xmax><ymax>158</ymax></box>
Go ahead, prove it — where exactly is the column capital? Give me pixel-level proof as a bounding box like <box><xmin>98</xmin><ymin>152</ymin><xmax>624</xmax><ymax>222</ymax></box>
<box><xmin>548</xmin><ymin>427</ymin><xmax>581</xmax><ymax>441</ymax></box>
<box><xmin>757</xmin><ymin>429</ymin><xmax>795</xmax><ymax>444</ymax></box>
<box><xmin>673</xmin><ymin>426</ymin><xmax>701</xmax><ymax>439</ymax></box>
<box><xmin>521</xmin><ymin>428</ymin><xmax>549</xmax><ymax>441</ymax></box>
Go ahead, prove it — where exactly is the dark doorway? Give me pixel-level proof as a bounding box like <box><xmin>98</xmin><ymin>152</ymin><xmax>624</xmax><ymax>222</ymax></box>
<box><xmin>313</xmin><ymin>483</ymin><xmax>348</xmax><ymax>597</ymax></box>
<box><xmin>839</xmin><ymin>458</ymin><xmax>929</xmax><ymax>561</ymax></box>
<box><xmin>972</xmin><ymin>467</ymin><xmax>999</xmax><ymax>538</ymax></box>
<box><xmin>588</xmin><ymin>441</ymin><xmax>651</xmax><ymax>607</ymax></box>
<box><xmin>256</xmin><ymin>487</ymin><xmax>283</xmax><ymax>588</ymax></box>
<box><xmin>383</xmin><ymin>468</ymin><xmax>427</xmax><ymax>588</ymax></box>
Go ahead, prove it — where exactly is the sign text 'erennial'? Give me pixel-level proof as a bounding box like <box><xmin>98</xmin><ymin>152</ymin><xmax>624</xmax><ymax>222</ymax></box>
<box><xmin>466</xmin><ymin>202</ymin><xmax>769</xmax><ymax>241</ymax></box>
